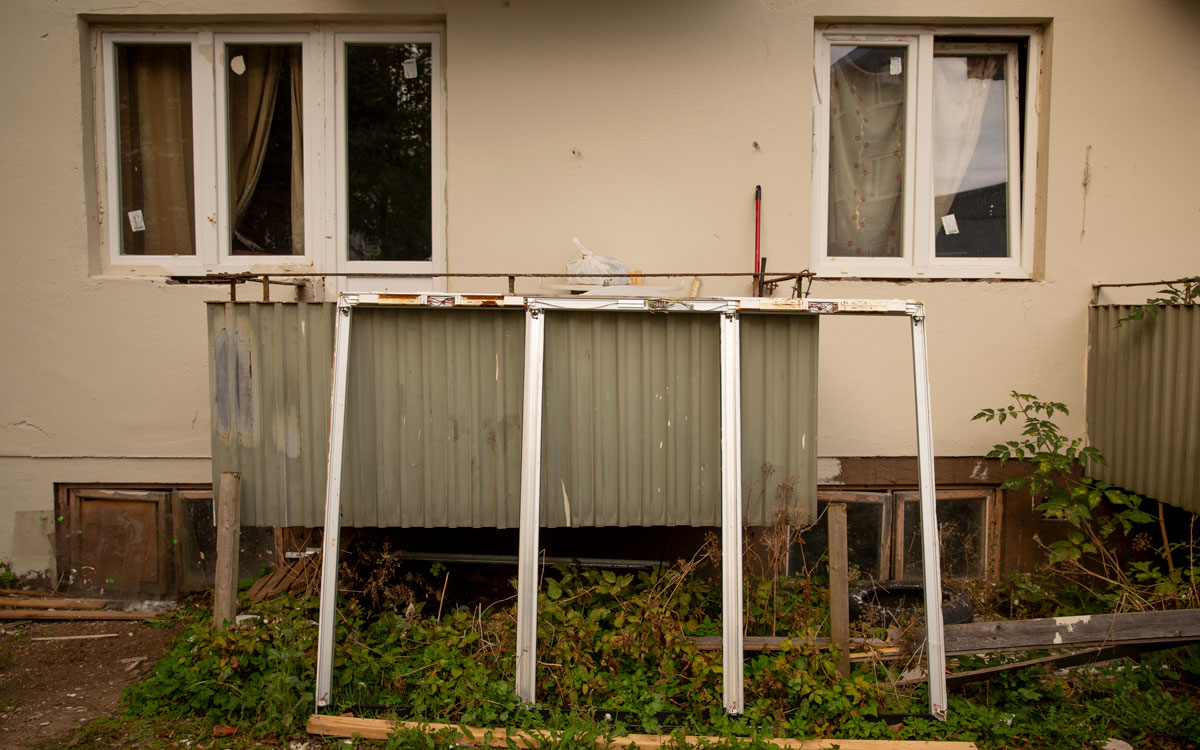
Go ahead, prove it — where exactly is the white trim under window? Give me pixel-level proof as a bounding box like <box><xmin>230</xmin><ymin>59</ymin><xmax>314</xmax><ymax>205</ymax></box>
<box><xmin>98</xmin><ymin>26</ymin><xmax>446</xmax><ymax>284</ymax></box>
<box><xmin>811</xmin><ymin>26</ymin><xmax>1040</xmax><ymax>280</ymax></box>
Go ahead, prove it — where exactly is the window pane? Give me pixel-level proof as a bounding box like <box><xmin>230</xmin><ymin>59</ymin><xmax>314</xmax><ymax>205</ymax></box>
<box><xmin>226</xmin><ymin>44</ymin><xmax>303</xmax><ymax>256</ymax></box>
<box><xmin>827</xmin><ymin>45</ymin><xmax>907</xmax><ymax>258</ymax></box>
<box><xmin>900</xmin><ymin>496</ymin><xmax>987</xmax><ymax>579</ymax></box>
<box><xmin>345</xmin><ymin>43</ymin><xmax>433</xmax><ymax>262</ymax></box>
<box><xmin>115</xmin><ymin>44</ymin><xmax>195</xmax><ymax>256</ymax></box>
<box><xmin>791</xmin><ymin>497</ymin><xmax>888</xmax><ymax>577</ymax></box>
<box><xmin>932</xmin><ymin>53</ymin><xmax>1009</xmax><ymax>258</ymax></box>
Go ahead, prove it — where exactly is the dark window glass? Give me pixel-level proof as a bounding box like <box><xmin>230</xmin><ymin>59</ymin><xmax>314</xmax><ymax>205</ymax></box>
<box><xmin>345</xmin><ymin>43</ymin><xmax>433</xmax><ymax>262</ymax></box>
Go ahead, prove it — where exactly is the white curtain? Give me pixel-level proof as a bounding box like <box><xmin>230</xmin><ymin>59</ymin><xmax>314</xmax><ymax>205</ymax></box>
<box><xmin>931</xmin><ymin>56</ymin><xmax>1001</xmax><ymax>229</ymax></box>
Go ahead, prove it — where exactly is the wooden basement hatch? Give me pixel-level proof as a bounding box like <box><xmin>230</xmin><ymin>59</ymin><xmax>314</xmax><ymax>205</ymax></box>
<box><xmin>304</xmin><ymin>293</ymin><xmax>951</xmax><ymax>723</ymax></box>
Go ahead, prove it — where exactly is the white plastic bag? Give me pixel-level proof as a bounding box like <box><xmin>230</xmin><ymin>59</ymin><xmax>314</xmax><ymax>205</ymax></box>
<box><xmin>566</xmin><ymin>237</ymin><xmax>628</xmax><ymax>286</ymax></box>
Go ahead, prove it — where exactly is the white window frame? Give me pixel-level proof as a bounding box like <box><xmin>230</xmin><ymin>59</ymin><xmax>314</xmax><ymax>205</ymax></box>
<box><xmin>811</xmin><ymin>26</ymin><xmax>1040</xmax><ymax>280</ymax></box>
<box><xmin>213</xmin><ymin>32</ymin><xmax>320</xmax><ymax>269</ymax></box>
<box><xmin>97</xmin><ymin>26</ymin><xmax>446</xmax><ymax>284</ymax></box>
<box><xmin>332</xmin><ymin>32</ymin><xmax>446</xmax><ymax>282</ymax></box>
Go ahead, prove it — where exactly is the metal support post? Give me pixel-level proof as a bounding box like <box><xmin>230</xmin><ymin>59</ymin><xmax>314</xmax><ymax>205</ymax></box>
<box><xmin>719</xmin><ymin>311</ymin><xmax>744</xmax><ymax>715</ymax></box>
<box><xmin>515</xmin><ymin>308</ymin><xmax>547</xmax><ymax>703</ymax></box>
<box><xmin>315</xmin><ymin>299</ymin><xmax>354</xmax><ymax>708</ymax></box>
<box><xmin>911</xmin><ymin>310</ymin><xmax>948</xmax><ymax>720</ymax></box>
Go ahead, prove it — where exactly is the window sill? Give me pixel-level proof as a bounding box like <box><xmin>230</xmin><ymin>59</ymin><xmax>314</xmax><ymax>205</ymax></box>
<box><xmin>812</xmin><ymin>264</ymin><xmax>1033</xmax><ymax>281</ymax></box>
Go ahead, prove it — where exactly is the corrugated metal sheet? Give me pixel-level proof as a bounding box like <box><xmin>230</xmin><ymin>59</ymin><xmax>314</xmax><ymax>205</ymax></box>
<box><xmin>1087</xmin><ymin>305</ymin><xmax>1200</xmax><ymax>514</ymax></box>
<box><xmin>209</xmin><ymin>302</ymin><xmax>817</xmax><ymax>528</ymax></box>
<box><xmin>210</xmin><ymin>303</ymin><xmax>335</xmax><ymax>528</ymax></box>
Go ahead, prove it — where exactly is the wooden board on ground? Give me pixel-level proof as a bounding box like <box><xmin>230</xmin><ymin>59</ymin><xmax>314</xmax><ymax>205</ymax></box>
<box><xmin>246</xmin><ymin>555</ymin><xmax>318</xmax><ymax>602</ymax></box>
<box><xmin>942</xmin><ymin>609</ymin><xmax>1200</xmax><ymax>655</ymax></box>
<box><xmin>699</xmin><ymin>610</ymin><xmax>1200</xmax><ymax>661</ymax></box>
<box><xmin>0</xmin><ymin>596</ymin><xmax>106</xmax><ymax>610</ymax></box>
<box><xmin>0</xmin><ymin>609</ymin><xmax>155</xmax><ymax>620</ymax></box>
<box><xmin>307</xmin><ymin>715</ymin><xmax>977</xmax><ymax>749</ymax></box>
<box><xmin>897</xmin><ymin>640</ymin><xmax>1200</xmax><ymax>687</ymax></box>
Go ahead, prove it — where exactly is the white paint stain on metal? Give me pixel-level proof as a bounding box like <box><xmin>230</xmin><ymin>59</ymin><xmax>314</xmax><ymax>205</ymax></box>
<box><xmin>560</xmin><ymin>479</ymin><xmax>571</xmax><ymax>527</ymax></box>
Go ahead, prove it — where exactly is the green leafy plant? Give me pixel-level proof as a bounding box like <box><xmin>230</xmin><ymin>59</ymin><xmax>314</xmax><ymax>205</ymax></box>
<box><xmin>974</xmin><ymin>392</ymin><xmax>1198</xmax><ymax>610</ymax></box>
<box><xmin>1115</xmin><ymin>276</ymin><xmax>1199</xmax><ymax>326</ymax></box>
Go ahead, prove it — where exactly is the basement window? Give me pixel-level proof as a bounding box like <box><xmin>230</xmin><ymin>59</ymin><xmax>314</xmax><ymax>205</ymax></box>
<box><xmin>790</xmin><ymin>489</ymin><xmax>995</xmax><ymax>580</ymax></box>
<box><xmin>99</xmin><ymin>28</ymin><xmax>444</xmax><ymax>276</ymax></box>
<box><xmin>810</xmin><ymin>26</ymin><xmax>1041</xmax><ymax>279</ymax></box>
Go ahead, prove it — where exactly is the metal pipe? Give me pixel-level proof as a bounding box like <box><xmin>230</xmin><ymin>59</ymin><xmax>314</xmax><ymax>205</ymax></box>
<box><xmin>177</xmin><ymin>270</ymin><xmax>816</xmax><ymax>281</ymax></box>
<box><xmin>398</xmin><ymin>551</ymin><xmax>660</xmax><ymax>569</ymax></box>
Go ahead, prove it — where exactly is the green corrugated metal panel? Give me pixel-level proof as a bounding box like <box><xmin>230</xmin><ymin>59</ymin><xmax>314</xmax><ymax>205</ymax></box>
<box><xmin>342</xmin><ymin>307</ymin><xmax>526</xmax><ymax>527</ymax></box>
<box><xmin>208</xmin><ymin>303</ymin><xmax>817</xmax><ymax>528</ymax></box>
<box><xmin>1087</xmin><ymin>305</ymin><xmax>1200</xmax><ymax>514</ymax></box>
<box><xmin>209</xmin><ymin>302</ymin><xmax>335</xmax><ymax>528</ymax></box>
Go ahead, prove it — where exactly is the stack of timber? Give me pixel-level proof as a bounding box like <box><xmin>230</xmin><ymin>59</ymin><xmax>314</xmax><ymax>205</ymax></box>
<box><xmin>0</xmin><ymin>589</ymin><xmax>156</xmax><ymax>620</ymax></box>
<box><xmin>246</xmin><ymin>554</ymin><xmax>319</xmax><ymax>602</ymax></box>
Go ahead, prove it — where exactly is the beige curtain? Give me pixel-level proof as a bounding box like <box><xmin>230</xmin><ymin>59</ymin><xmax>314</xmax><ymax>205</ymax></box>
<box><xmin>288</xmin><ymin>48</ymin><xmax>304</xmax><ymax>255</ymax></box>
<box><xmin>117</xmin><ymin>45</ymin><xmax>195</xmax><ymax>256</ymax></box>
<box><xmin>227</xmin><ymin>47</ymin><xmax>304</xmax><ymax>254</ymax></box>
<box><xmin>932</xmin><ymin>56</ymin><xmax>1002</xmax><ymax>230</ymax></box>
<box><xmin>228</xmin><ymin>48</ymin><xmax>281</xmax><ymax>253</ymax></box>
<box><xmin>827</xmin><ymin>50</ymin><xmax>906</xmax><ymax>258</ymax></box>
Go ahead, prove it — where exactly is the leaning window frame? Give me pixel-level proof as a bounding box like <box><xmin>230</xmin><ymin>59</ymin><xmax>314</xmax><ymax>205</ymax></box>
<box><xmin>811</xmin><ymin>25</ymin><xmax>1040</xmax><ymax>280</ymax></box>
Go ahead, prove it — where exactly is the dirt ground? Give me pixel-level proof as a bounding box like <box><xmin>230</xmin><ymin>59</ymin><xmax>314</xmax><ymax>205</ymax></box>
<box><xmin>0</xmin><ymin>618</ymin><xmax>182</xmax><ymax>749</ymax></box>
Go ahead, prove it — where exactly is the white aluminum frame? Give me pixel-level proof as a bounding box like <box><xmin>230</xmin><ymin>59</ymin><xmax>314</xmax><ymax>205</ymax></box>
<box><xmin>810</xmin><ymin>26</ymin><xmax>1041</xmax><ymax>280</ymax></box>
<box><xmin>514</xmin><ymin>308</ymin><xmax>546</xmax><ymax>702</ymax></box>
<box><xmin>719</xmin><ymin>310</ymin><xmax>745</xmax><ymax>713</ymax></box>
<box><xmin>312</xmin><ymin>293</ymin><xmax>948</xmax><ymax>721</ymax></box>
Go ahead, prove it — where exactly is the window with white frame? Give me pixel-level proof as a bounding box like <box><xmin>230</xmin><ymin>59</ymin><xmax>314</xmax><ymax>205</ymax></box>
<box><xmin>99</xmin><ymin>28</ymin><xmax>445</xmax><ymax>277</ymax></box>
<box><xmin>811</xmin><ymin>27</ymin><xmax>1040</xmax><ymax>279</ymax></box>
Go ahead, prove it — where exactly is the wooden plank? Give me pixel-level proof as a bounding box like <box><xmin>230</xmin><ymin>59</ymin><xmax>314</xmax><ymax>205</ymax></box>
<box><xmin>0</xmin><ymin>588</ymin><xmax>59</xmax><ymax>598</ymax></box>
<box><xmin>0</xmin><ymin>610</ymin><xmax>155</xmax><ymax>620</ymax></box>
<box><xmin>692</xmin><ymin>635</ymin><xmax>893</xmax><ymax>652</ymax></box>
<box><xmin>213</xmin><ymin>471</ymin><xmax>241</xmax><ymax>631</ymax></box>
<box><xmin>0</xmin><ymin>597</ymin><xmax>106</xmax><ymax>610</ymax></box>
<box><xmin>898</xmin><ymin>640</ymin><xmax>1200</xmax><ymax>688</ymax></box>
<box><xmin>828</xmin><ymin>504</ymin><xmax>850</xmax><ymax>678</ymax></box>
<box><xmin>942</xmin><ymin>609</ymin><xmax>1200</xmax><ymax>655</ymax></box>
<box><xmin>31</xmin><ymin>633</ymin><xmax>120</xmax><ymax>642</ymax></box>
<box><xmin>306</xmin><ymin>715</ymin><xmax>977</xmax><ymax>749</ymax></box>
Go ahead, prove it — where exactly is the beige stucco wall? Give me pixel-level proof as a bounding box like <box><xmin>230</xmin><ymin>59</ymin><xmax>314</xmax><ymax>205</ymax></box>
<box><xmin>1</xmin><ymin>0</ymin><xmax>1197</xmax><ymax>572</ymax></box>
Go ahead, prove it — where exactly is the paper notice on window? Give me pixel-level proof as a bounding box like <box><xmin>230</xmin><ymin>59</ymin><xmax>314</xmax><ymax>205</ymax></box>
<box><xmin>890</xmin><ymin>56</ymin><xmax>902</xmax><ymax>75</ymax></box>
<box><xmin>402</xmin><ymin>59</ymin><xmax>418</xmax><ymax>79</ymax></box>
<box><xmin>941</xmin><ymin>214</ymin><xmax>960</xmax><ymax>235</ymax></box>
<box><xmin>128</xmin><ymin>209</ymin><xmax>145</xmax><ymax>232</ymax></box>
